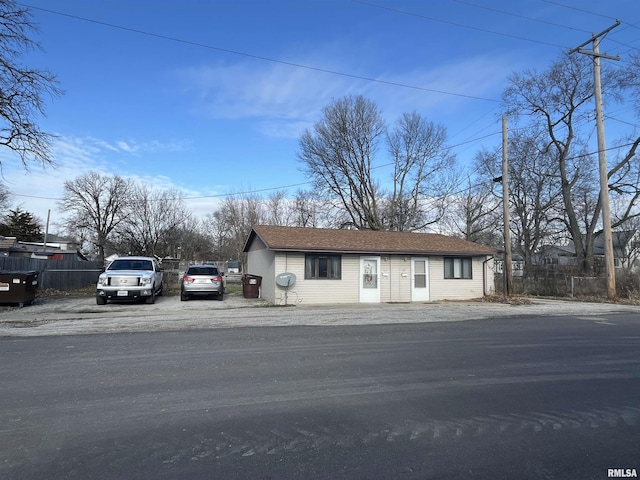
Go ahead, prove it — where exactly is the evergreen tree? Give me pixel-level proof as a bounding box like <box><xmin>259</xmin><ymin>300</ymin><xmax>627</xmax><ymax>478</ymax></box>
<box><xmin>0</xmin><ymin>208</ymin><xmax>42</xmax><ymax>241</ymax></box>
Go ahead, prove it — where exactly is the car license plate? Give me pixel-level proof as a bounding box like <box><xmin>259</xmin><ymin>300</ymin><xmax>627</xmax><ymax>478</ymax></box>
<box><xmin>117</xmin><ymin>290</ymin><xmax>128</xmax><ymax>296</ymax></box>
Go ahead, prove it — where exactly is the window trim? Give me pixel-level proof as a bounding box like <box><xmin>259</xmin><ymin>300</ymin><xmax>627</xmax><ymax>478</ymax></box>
<box><xmin>444</xmin><ymin>257</ymin><xmax>473</xmax><ymax>279</ymax></box>
<box><xmin>304</xmin><ymin>253</ymin><xmax>342</xmax><ymax>280</ymax></box>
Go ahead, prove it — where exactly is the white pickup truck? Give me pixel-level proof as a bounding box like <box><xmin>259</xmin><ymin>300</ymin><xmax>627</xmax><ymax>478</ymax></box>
<box><xmin>96</xmin><ymin>256</ymin><xmax>163</xmax><ymax>305</ymax></box>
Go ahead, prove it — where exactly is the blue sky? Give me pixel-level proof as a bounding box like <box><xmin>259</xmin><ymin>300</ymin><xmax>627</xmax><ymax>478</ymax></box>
<box><xmin>2</xmin><ymin>0</ymin><xmax>639</xmax><ymax>227</ymax></box>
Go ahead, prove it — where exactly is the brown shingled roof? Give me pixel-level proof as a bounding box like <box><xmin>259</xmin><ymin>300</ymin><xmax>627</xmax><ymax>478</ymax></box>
<box><xmin>244</xmin><ymin>225</ymin><xmax>497</xmax><ymax>256</ymax></box>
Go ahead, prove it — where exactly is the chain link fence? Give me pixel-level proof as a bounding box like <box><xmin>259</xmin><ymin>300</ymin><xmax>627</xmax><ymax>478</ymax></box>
<box><xmin>495</xmin><ymin>267</ymin><xmax>640</xmax><ymax>300</ymax></box>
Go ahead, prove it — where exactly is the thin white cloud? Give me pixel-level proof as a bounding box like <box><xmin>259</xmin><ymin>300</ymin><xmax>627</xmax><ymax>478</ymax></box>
<box><xmin>111</xmin><ymin>139</ymin><xmax>188</xmax><ymax>154</ymax></box>
<box><xmin>50</xmin><ymin>136</ymin><xmax>188</xmax><ymax>159</ymax></box>
<box><xmin>0</xmin><ymin>135</ymin><xmax>205</xmax><ymax>227</ymax></box>
<box><xmin>116</xmin><ymin>140</ymin><xmax>139</xmax><ymax>153</ymax></box>
<box><xmin>177</xmin><ymin>51</ymin><xmax>518</xmax><ymax>138</ymax></box>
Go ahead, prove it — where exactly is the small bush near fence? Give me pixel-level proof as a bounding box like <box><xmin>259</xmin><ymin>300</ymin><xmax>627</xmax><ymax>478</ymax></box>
<box><xmin>616</xmin><ymin>270</ymin><xmax>640</xmax><ymax>300</ymax></box>
<box><xmin>0</xmin><ymin>257</ymin><xmax>103</xmax><ymax>291</ymax></box>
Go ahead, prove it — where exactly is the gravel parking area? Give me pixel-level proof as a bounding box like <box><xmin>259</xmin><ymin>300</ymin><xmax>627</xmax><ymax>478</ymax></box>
<box><xmin>1</xmin><ymin>293</ymin><xmax>639</xmax><ymax>337</ymax></box>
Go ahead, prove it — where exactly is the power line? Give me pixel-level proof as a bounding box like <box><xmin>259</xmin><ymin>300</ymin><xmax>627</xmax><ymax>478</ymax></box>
<box><xmin>9</xmin><ymin>138</ymin><xmax>637</xmax><ymax>204</ymax></box>
<box><xmin>11</xmin><ymin>3</ymin><xmax>640</xmax><ymax>209</ymax></box>
<box><xmin>6</xmin><ymin>131</ymin><xmax>503</xmax><ymax>202</ymax></box>
<box><xmin>21</xmin><ymin>3</ymin><xmax>499</xmax><ymax>103</ymax></box>
<box><xmin>454</xmin><ymin>0</ymin><xmax>637</xmax><ymax>52</ymax></box>
<box><xmin>368</xmin><ymin>131</ymin><xmax>502</xmax><ymax>173</ymax></box>
<box><xmin>451</xmin><ymin>0</ymin><xmax>592</xmax><ymax>34</ymax></box>
<box><xmin>7</xmin><ymin>181</ymin><xmax>311</xmax><ymax>202</ymax></box>
<box><xmin>606</xmin><ymin>115</ymin><xmax>640</xmax><ymax>129</ymax></box>
<box><xmin>354</xmin><ymin>0</ymin><xmax>638</xmax><ymax>58</ymax></box>
<box><xmin>541</xmin><ymin>0</ymin><xmax>620</xmax><ymax>22</ymax></box>
<box><xmin>352</xmin><ymin>0</ymin><xmax>569</xmax><ymax>49</ymax></box>
<box><xmin>449</xmin><ymin>105</ymin><xmax>502</xmax><ymax>142</ymax></box>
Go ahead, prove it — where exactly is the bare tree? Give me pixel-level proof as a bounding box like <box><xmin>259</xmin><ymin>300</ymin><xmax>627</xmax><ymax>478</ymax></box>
<box><xmin>386</xmin><ymin>112</ymin><xmax>455</xmax><ymax>231</ymax></box>
<box><xmin>59</xmin><ymin>172</ymin><xmax>134</xmax><ymax>262</ymax></box>
<box><xmin>265</xmin><ymin>189</ymin><xmax>293</xmax><ymax>226</ymax></box>
<box><xmin>503</xmin><ymin>53</ymin><xmax>636</xmax><ymax>273</ymax></box>
<box><xmin>202</xmin><ymin>212</ymin><xmax>233</xmax><ymax>261</ymax></box>
<box><xmin>0</xmin><ymin>0</ymin><xmax>62</xmax><ymax>170</ymax></box>
<box><xmin>212</xmin><ymin>193</ymin><xmax>265</xmax><ymax>267</ymax></box>
<box><xmin>506</xmin><ymin>131</ymin><xmax>565</xmax><ymax>272</ymax></box>
<box><xmin>607</xmin><ymin>136</ymin><xmax>640</xmax><ymax>228</ymax></box>
<box><xmin>445</xmin><ymin>151</ymin><xmax>502</xmax><ymax>247</ymax></box>
<box><xmin>115</xmin><ymin>185</ymin><xmax>193</xmax><ymax>258</ymax></box>
<box><xmin>165</xmin><ymin>217</ymin><xmax>212</xmax><ymax>262</ymax></box>
<box><xmin>0</xmin><ymin>182</ymin><xmax>10</xmax><ymax>211</ymax></box>
<box><xmin>298</xmin><ymin>95</ymin><xmax>386</xmax><ymax>230</ymax></box>
<box><xmin>290</xmin><ymin>189</ymin><xmax>319</xmax><ymax>227</ymax></box>
<box><xmin>299</xmin><ymin>96</ymin><xmax>459</xmax><ymax>232</ymax></box>
<box><xmin>288</xmin><ymin>188</ymin><xmax>342</xmax><ymax>228</ymax></box>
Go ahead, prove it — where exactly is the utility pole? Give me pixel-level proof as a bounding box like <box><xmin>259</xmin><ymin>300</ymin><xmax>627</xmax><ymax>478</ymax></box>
<box><xmin>502</xmin><ymin>115</ymin><xmax>513</xmax><ymax>296</ymax></box>
<box><xmin>42</xmin><ymin>209</ymin><xmax>50</xmax><ymax>252</ymax></box>
<box><xmin>570</xmin><ymin>21</ymin><xmax>620</xmax><ymax>300</ymax></box>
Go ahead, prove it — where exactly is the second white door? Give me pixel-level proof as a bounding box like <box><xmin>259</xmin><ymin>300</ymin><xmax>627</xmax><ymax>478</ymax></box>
<box><xmin>411</xmin><ymin>258</ymin><xmax>430</xmax><ymax>302</ymax></box>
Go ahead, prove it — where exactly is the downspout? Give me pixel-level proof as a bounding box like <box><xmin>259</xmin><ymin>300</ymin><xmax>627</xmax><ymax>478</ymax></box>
<box><xmin>283</xmin><ymin>252</ymin><xmax>289</xmax><ymax>304</ymax></box>
<box><xmin>482</xmin><ymin>256</ymin><xmax>494</xmax><ymax>296</ymax></box>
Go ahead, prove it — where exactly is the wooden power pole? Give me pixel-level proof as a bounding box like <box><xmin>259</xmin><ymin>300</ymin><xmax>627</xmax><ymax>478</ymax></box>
<box><xmin>570</xmin><ymin>21</ymin><xmax>620</xmax><ymax>300</ymax></box>
<box><xmin>502</xmin><ymin>115</ymin><xmax>513</xmax><ymax>296</ymax></box>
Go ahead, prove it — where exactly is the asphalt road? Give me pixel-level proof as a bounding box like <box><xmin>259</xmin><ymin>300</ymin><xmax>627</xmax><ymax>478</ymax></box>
<box><xmin>1</xmin><ymin>313</ymin><xmax>639</xmax><ymax>479</ymax></box>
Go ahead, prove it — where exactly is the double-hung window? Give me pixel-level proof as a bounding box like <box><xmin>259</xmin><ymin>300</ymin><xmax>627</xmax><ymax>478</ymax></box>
<box><xmin>444</xmin><ymin>257</ymin><xmax>472</xmax><ymax>279</ymax></box>
<box><xmin>305</xmin><ymin>254</ymin><xmax>341</xmax><ymax>279</ymax></box>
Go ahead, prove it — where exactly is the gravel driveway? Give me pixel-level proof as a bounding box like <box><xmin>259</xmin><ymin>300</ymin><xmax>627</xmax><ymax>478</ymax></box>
<box><xmin>1</xmin><ymin>293</ymin><xmax>638</xmax><ymax>337</ymax></box>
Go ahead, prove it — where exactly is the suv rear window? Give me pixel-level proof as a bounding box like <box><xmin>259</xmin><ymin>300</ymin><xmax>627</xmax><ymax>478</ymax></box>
<box><xmin>187</xmin><ymin>267</ymin><xmax>219</xmax><ymax>276</ymax></box>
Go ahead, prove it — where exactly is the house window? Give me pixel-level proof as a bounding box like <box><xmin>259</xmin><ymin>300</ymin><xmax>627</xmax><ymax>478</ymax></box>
<box><xmin>444</xmin><ymin>257</ymin><xmax>472</xmax><ymax>279</ymax></box>
<box><xmin>305</xmin><ymin>254</ymin><xmax>341</xmax><ymax>279</ymax></box>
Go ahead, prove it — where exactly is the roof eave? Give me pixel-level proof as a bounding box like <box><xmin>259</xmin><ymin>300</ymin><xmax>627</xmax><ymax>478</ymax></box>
<box><xmin>269</xmin><ymin>246</ymin><xmax>495</xmax><ymax>256</ymax></box>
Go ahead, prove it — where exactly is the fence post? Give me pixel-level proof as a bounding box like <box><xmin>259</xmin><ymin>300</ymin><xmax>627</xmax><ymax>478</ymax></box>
<box><xmin>570</xmin><ymin>276</ymin><xmax>574</xmax><ymax>298</ymax></box>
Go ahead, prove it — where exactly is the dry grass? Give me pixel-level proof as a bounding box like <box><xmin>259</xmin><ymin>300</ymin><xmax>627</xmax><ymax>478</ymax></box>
<box><xmin>36</xmin><ymin>287</ymin><xmax>95</xmax><ymax>299</ymax></box>
<box><xmin>481</xmin><ymin>293</ymin><xmax>640</xmax><ymax>306</ymax></box>
<box><xmin>474</xmin><ymin>295</ymin><xmax>533</xmax><ymax>305</ymax></box>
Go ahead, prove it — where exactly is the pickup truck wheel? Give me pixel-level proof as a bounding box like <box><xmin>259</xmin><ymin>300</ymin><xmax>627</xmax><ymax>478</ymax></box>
<box><xmin>145</xmin><ymin>290</ymin><xmax>156</xmax><ymax>304</ymax></box>
<box><xmin>96</xmin><ymin>296</ymin><xmax>106</xmax><ymax>305</ymax></box>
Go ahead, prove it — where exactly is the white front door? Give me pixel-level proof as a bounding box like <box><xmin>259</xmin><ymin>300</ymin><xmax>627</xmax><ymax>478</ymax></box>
<box><xmin>411</xmin><ymin>257</ymin><xmax>430</xmax><ymax>302</ymax></box>
<box><xmin>360</xmin><ymin>256</ymin><xmax>380</xmax><ymax>303</ymax></box>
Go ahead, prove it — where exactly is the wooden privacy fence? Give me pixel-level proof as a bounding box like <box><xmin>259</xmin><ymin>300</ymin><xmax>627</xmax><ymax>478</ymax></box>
<box><xmin>0</xmin><ymin>257</ymin><xmax>103</xmax><ymax>291</ymax></box>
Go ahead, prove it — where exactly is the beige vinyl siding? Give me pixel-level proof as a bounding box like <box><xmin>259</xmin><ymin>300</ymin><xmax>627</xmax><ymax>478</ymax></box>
<box><xmin>246</xmin><ymin>248</ymin><xmax>276</xmax><ymax>303</ymax></box>
<box><xmin>274</xmin><ymin>253</ymin><xmax>360</xmax><ymax>305</ymax></box>
<box><xmin>429</xmin><ymin>256</ymin><xmax>487</xmax><ymax>300</ymax></box>
<box><xmin>251</xmin><ymin>248</ymin><xmax>493</xmax><ymax>304</ymax></box>
<box><xmin>380</xmin><ymin>257</ymin><xmax>390</xmax><ymax>303</ymax></box>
